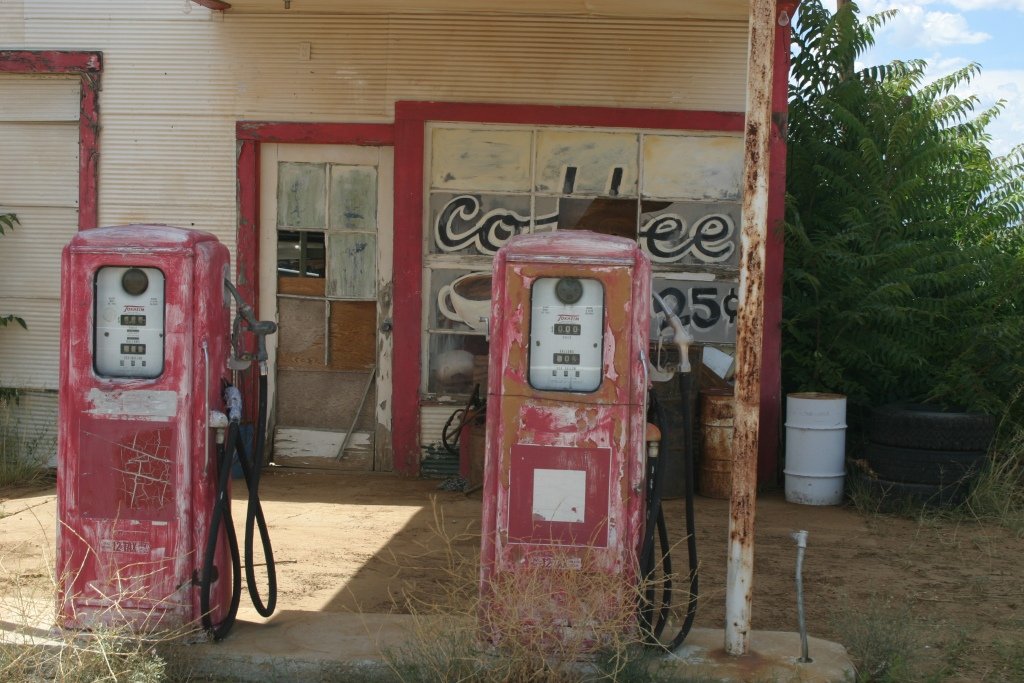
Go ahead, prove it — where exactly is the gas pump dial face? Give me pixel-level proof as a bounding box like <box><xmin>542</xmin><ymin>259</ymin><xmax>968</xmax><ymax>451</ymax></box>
<box><xmin>528</xmin><ymin>277</ymin><xmax>604</xmax><ymax>392</ymax></box>
<box><xmin>93</xmin><ymin>266</ymin><xmax>166</xmax><ymax>379</ymax></box>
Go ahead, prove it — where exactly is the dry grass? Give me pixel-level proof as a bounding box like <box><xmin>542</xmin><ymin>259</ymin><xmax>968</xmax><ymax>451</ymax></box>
<box><xmin>374</xmin><ymin>497</ymin><xmax>691</xmax><ymax>683</ymax></box>
<box><xmin>0</xmin><ymin>514</ymin><xmax>201</xmax><ymax>683</ymax></box>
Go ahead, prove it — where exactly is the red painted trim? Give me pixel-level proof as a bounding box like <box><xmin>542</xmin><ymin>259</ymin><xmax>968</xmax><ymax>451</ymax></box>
<box><xmin>0</xmin><ymin>51</ymin><xmax>103</xmax><ymax>231</ymax></box>
<box><xmin>236</xmin><ymin>140</ymin><xmax>260</xmax><ymax>424</ymax></box>
<box><xmin>0</xmin><ymin>50</ymin><xmax>101</xmax><ymax>74</ymax></box>
<box><xmin>237</xmin><ymin>121</ymin><xmax>395</xmax><ymax>145</ymax></box>
<box><xmin>392</xmin><ymin>115</ymin><xmax>426</xmax><ymax>475</ymax></box>
<box><xmin>79</xmin><ymin>71</ymin><xmax>101</xmax><ymax>229</ymax></box>
<box><xmin>757</xmin><ymin>7</ymin><xmax>796</xmax><ymax>485</ymax></box>
<box><xmin>395</xmin><ymin>101</ymin><xmax>746</xmax><ymax>132</ymax></box>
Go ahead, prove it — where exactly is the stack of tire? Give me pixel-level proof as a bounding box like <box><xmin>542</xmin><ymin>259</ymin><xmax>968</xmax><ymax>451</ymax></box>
<box><xmin>862</xmin><ymin>403</ymin><xmax>995</xmax><ymax>509</ymax></box>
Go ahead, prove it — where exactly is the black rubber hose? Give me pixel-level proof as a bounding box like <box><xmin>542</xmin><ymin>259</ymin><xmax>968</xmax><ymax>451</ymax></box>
<box><xmin>639</xmin><ymin>391</ymin><xmax>673</xmax><ymax>642</ymax></box>
<box><xmin>664</xmin><ymin>369</ymin><xmax>699</xmax><ymax>651</ymax></box>
<box><xmin>200</xmin><ymin>377</ymin><xmax>278</xmax><ymax>640</ymax></box>
<box><xmin>641</xmin><ymin>373</ymin><xmax>700</xmax><ymax>651</ymax></box>
<box><xmin>200</xmin><ymin>421</ymin><xmax>243</xmax><ymax>641</ymax></box>
<box><xmin>243</xmin><ymin>373</ymin><xmax>277</xmax><ymax>617</ymax></box>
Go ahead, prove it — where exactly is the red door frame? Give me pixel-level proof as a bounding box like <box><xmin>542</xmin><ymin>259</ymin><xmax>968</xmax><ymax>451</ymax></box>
<box><xmin>233</xmin><ymin>122</ymin><xmax>395</xmax><ymax>423</ymax></box>
<box><xmin>0</xmin><ymin>50</ymin><xmax>103</xmax><ymax>230</ymax></box>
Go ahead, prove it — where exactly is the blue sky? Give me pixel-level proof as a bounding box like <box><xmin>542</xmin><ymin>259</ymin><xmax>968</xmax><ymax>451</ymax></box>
<box><xmin>845</xmin><ymin>0</ymin><xmax>1024</xmax><ymax>156</ymax></box>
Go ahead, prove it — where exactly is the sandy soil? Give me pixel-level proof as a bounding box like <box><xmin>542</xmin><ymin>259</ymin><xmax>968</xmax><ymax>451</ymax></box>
<box><xmin>2</xmin><ymin>468</ymin><xmax>1021</xmax><ymax>681</ymax></box>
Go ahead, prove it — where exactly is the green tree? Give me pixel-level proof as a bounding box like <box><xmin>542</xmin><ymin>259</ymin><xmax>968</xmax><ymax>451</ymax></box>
<box><xmin>783</xmin><ymin>1</ymin><xmax>1024</xmax><ymax>423</ymax></box>
<box><xmin>0</xmin><ymin>211</ymin><xmax>26</xmax><ymax>329</ymax></box>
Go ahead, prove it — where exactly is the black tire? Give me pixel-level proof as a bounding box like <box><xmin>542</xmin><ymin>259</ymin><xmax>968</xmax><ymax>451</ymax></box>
<box><xmin>855</xmin><ymin>473</ymin><xmax>968</xmax><ymax>511</ymax></box>
<box><xmin>867</xmin><ymin>403</ymin><xmax>995</xmax><ymax>452</ymax></box>
<box><xmin>864</xmin><ymin>442</ymin><xmax>987</xmax><ymax>486</ymax></box>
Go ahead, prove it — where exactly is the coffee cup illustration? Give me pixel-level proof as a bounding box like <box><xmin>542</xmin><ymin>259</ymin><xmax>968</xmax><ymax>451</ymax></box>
<box><xmin>438</xmin><ymin>272</ymin><xmax>492</xmax><ymax>333</ymax></box>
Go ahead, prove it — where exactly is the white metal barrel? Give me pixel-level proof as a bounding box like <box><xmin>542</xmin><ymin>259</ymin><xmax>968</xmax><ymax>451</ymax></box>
<box><xmin>784</xmin><ymin>392</ymin><xmax>847</xmax><ymax>505</ymax></box>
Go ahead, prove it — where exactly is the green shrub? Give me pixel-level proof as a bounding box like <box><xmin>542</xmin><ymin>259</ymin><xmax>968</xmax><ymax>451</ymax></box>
<box><xmin>783</xmin><ymin>1</ymin><xmax>1024</xmax><ymax>427</ymax></box>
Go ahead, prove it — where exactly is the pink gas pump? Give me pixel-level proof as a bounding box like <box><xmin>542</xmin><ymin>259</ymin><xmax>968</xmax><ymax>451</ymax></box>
<box><xmin>479</xmin><ymin>229</ymin><xmax>700</xmax><ymax>650</ymax></box>
<box><xmin>57</xmin><ymin>225</ymin><xmax>276</xmax><ymax>640</ymax></box>
<box><xmin>480</xmin><ymin>231</ymin><xmax>650</xmax><ymax>645</ymax></box>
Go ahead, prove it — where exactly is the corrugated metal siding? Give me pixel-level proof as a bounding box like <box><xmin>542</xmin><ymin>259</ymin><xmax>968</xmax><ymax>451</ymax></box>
<box><xmin>0</xmin><ymin>299</ymin><xmax>60</xmax><ymax>390</ymax></box>
<box><xmin>0</xmin><ymin>74</ymin><xmax>80</xmax><ymax>121</ymax></box>
<box><xmin>0</xmin><ymin>123</ymin><xmax>78</xmax><ymax>208</ymax></box>
<box><xmin>8</xmin><ymin>4</ymin><xmax>748</xmax><ymax>250</ymax></box>
<box><xmin>420</xmin><ymin>404</ymin><xmax>459</xmax><ymax>448</ymax></box>
<box><xmin>0</xmin><ymin>206</ymin><xmax>78</xmax><ymax>299</ymax></box>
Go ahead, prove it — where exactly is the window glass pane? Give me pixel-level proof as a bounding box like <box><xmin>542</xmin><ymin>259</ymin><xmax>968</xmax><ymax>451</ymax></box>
<box><xmin>429</xmin><ymin>193</ymin><xmax>533</xmax><ymax>256</ymax></box>
<box><xmin>330</xmin><ymin>165</ymin><xmax>378</xmax><ymax>231</ymax></box>
<box><xmin>277</xmin><ymin>162</ymin><xmax>326</xmax><ymax>229</ymax></box>
<box><xmin>639</xmin><ymin>200</ymin><xmax>740</xmax><ymax>266</ymax></box>
<box><xmin>429</xmin><ymin>268</ymin><xmax>492</xmax><ymax>333</ymax></box>
<box><xmin>556</xmin><ymin>197</ymin><xmax>638</xmax><ymax>239</ymax></box>
<box><xmin>642</xmin><ymin>134</ymin><xmax>744</xmax><ymax>201</ymax></box>
<box><xmin>535</xmin><ymin>130</ymin><xmax>638</xmax><ymax>197</ymax></box>
<box><xmin>277</xmin><ymin>230</ymin><xmax>325</xmax><ymax>278</ymax></box>
<box><xmin>327</xmin><ymin>233</ymin><xmax>376</xmax><ymax>299</ymax></box>
<box><xmin>430</xmin><ymin>128</ymin><xmax>533</xmax><ymax>192</ymax></box>
<box><xmin>426</xmin><ymin>334</ymin><xmax>490</xmax><ymax>395</ymax></box>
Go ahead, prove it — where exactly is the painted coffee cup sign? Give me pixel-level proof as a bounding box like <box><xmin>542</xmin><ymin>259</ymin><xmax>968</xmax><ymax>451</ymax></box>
<box><xmin>438</xmin><ymin>272</ymin><xmax>492</xmax><ymax>333</ymax></box>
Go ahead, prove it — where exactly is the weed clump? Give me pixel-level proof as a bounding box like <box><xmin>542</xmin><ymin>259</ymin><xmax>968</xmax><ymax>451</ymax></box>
<box><xmin>0</xmin><ymin>395</ymin><xmax>53</xmax><ymax>489</ymax></box>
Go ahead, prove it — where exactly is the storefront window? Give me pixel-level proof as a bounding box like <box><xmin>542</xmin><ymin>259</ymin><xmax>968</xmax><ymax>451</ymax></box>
<box><xmin>422</xmin><ymin>124</ymin><xmax>744</xmax><ymax>396</ymax></box>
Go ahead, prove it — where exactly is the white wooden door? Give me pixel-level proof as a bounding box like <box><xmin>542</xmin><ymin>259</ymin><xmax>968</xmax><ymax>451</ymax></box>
<box><xmin>259</xmin><ymin>144</ymin><xmax>394</xmax><ymax>470</ymax></box>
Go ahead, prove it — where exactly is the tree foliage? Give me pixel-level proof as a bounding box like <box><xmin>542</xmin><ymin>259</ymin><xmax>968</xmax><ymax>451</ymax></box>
<box><xmin>783</xmin><ymin>1</ymin><xmax>1024</xmax><ymax>420</ymax></box>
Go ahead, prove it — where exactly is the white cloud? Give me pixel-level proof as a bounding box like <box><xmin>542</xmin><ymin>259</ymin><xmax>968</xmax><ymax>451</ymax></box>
<box><xmin>856</xmin><ymin>3</ymin><xmax>990</xmax><ymax>48</ymax></box>
<box><xmin>945</xmin><ymin>0</ymin><xmax>1024</xmax><ymax>11</ymax></box>
<box><xmin>920</xmin><ymin>12</ymin><xmax>990</xmax><ymax>45</ymax></box>
<box><xmin>958</xmin><ymin>69</ymin><xmax>1024</xmax><ymax>155</ymax></box>
<box><xmin>853</xmin><ymin>0</ymin><xmax>1024</xmax><ymax>12</ymax></box>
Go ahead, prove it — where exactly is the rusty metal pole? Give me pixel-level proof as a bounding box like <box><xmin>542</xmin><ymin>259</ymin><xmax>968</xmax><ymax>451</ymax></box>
<box><xmin>724</xmin><ymin>0</ymin><xmax>777</xmax><ymax>656</ymax></box>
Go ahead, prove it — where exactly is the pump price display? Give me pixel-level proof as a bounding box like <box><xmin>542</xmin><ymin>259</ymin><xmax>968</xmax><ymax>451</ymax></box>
<box><xmin>554</xmin><ymin>323</ymin><xmax>582</xmax><ymax>336</ymax></box>
<box><xmin>120</xmin><ymin>314</ymin><xmax>147</xmax><ymax>326</ymax></box>
<box><xmin>120</xmin><ymin>343</ymin><xmax>148</xmax><ymax>355</ymax></box>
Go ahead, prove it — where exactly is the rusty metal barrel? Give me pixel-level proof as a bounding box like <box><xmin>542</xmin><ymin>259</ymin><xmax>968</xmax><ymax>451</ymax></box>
<box><xmin>699</xmin><ymin>387</ymin><xmax>735</xmax><ymax>499</ymax></box>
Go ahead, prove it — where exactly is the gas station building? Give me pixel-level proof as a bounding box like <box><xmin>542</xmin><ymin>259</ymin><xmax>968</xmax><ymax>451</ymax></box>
<box><xmin>0</xmin><ymin>0</ymin><xmax>794</xmax><ymax>483</ymax></box>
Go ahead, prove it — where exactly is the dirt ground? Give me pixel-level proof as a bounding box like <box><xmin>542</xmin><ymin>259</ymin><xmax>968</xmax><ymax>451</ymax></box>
<box><xmin>2</xmin><ymin>468</ymin><xmax>1022</xmax><ymax>681</ymax></box>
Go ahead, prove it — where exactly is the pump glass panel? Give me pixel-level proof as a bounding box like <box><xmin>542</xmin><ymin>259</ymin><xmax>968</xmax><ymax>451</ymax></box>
<box><xmin>528</xmin><ymin>277</ymin><xmax>603</xmax><ymax>392</ymax></box>
<box><xmin>94</xmin><ymin>267</ymin><xmax>165</xmax><ymax>379</ymax></box>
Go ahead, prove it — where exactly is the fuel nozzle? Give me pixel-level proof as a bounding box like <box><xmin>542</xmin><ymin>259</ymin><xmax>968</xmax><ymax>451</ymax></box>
<box><xmin>652</xmin><ymin>291</ymin><xmax>693</xmax><ymax>374</ymax></box>
<box><xmin>224</xmin><ymin>279</ymin><xmax>278</xmax><ymax>373</ymax></box>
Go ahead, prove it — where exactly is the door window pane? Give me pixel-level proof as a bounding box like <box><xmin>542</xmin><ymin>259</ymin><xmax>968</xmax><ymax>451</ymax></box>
<box><xmin>278</xmin><ymin>162</ymin><xmax>326</xmax><ymax>229</ymax></box>
<box><xmin>277</xmin><ymin>230</ymin><xmax>325</xmax><ymax>278</ymax></box>
<box><xmin>330</xmin><ymin>165</ymin><xmax>377</xmax><ymax>231</ymax></box>
<box><xmin>327</xmin><ymin>233</ymin><xmax>376</xmax><ymax>299</ymax></box>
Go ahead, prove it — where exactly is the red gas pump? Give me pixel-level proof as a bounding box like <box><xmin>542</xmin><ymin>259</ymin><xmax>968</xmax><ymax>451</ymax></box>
<box><xmin>479</xmin><ymin>231</ymin><xmax>652</xmax><ymax>646</ymax></box>
<box><xmin>57</xmin><ymin>225</ymin><xmax>276</xmax><ymax>639</ymax></box>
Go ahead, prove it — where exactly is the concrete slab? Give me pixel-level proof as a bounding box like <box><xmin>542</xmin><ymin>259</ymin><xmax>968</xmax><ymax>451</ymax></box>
<box><xmin>169</xmin><ymin>612</ymin><xmax>854</xmax><ymax>682</ymax></box>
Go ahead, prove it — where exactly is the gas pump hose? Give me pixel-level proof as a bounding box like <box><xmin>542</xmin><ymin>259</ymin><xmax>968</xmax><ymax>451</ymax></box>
<box><xmin>640</xmin><ymin>375</ymin><xmax>700</xmax><ymax>652</ymax></box>
<box><xmin>200</xmin><ymin>375</ymin><xmax>277</xmax><ymax>641</ymax></box>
